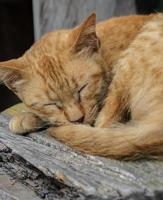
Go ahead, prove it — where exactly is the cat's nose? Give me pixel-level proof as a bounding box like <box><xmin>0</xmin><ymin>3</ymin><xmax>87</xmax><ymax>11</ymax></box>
<box><xmin>64</xmin><ymin>102</ymin><xmax>84</xmax><ymax>123</ymax></box>
<box><xmin>71</xmin><ymin>116</ymin><xmax>84</xmax><ymax>123</ymax></box>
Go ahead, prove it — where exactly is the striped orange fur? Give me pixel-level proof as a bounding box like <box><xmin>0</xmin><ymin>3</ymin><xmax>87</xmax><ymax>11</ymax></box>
<box><xmin>1</xmin><ymin>13</ymin><xmax>163</xmax><ymax>159</ymax></box>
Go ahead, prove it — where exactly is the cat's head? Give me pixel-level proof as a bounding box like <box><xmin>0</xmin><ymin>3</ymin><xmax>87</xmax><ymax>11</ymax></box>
<box><xmin>0</xmin><ymin>13</ymin><xmax>108</xmax><ymax>125</ymax></box>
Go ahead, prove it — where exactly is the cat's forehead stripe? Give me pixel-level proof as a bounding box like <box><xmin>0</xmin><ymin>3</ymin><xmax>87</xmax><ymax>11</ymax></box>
<box><xmin>36</xmin><ymin>68</ymin><xmax>47</xmax><ymax>83</ymax></box>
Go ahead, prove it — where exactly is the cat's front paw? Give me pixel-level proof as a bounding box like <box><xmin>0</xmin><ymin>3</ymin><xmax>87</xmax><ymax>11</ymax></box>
<box><xmin>9</xmin><ymin>112</ymin><xmax>44</xmax><ymax>135</ymax></box>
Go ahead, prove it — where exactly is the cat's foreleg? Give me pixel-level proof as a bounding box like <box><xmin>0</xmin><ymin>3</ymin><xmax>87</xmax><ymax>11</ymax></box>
<box><xmin>95</xmin><ymin>76</ymin><xmax>129</xmax><ymax>128</ymax></box>
<box><xmin>95</xmin><ymin>95</ymin><xmax>122</xmax><ymax>127</ymax></box>
<box><xmin>9</xmin><ymin>112</ymin><xmax>45</xmax><ymax>135</ymax></box>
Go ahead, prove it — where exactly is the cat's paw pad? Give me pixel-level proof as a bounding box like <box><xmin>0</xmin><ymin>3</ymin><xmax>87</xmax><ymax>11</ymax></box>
<box><xmin>9</xmin><ymin>113</ymin><xmax>43</xmax><ymax>135</ymax></box>
<box><xmin>9</xmin><ymin>116</ymin><xmax>26</xmax><ymax>135</ymax></box>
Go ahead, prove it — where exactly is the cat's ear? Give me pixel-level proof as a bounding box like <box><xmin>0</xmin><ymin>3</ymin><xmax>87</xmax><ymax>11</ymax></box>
<box><xmin>0</xmin><ymin>59</ymin><xmax>27</xmax><ymax>93</ymax></box>
<box><xmin>70</xmin><ymin>13</ymin><xmax>100</xmax><ymax>54</ymax></box>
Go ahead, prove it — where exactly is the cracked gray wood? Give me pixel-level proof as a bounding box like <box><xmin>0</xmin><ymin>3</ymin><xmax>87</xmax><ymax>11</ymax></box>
<box><xmin>0</xmin><ymin>114</ymin><xmax>163</xmax><ymax>199</ymax></box>
<box><xmin>0</xmin><ymin>173</ymin><xmax>41</xmax><ymax>200</ymax></box>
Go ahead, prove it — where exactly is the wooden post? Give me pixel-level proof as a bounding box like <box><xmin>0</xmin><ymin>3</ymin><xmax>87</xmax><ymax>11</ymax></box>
<box><xmin>32</xmin><ymin>0</ymin><xmax>136</xmax><ymax>40</ymax></box>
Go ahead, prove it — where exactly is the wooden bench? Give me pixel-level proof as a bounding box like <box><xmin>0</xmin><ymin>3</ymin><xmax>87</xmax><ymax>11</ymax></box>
<box><xmin>0</xmin><ymin>103</ymin><xmax>163</xmax><ymax>200</ymax></box>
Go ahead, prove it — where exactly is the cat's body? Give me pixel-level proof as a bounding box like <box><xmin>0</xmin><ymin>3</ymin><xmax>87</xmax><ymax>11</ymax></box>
<box><xmin>0</xmin><ymin>13</ymin><xmax>163</xmax><ymax>159</ymax></box>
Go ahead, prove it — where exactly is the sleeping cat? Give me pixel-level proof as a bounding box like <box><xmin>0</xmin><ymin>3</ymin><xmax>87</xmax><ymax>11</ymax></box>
<box><xmin>0</xmin><ymin>13</ymin><xmax>162</xmax><ymax>160</ymax></box>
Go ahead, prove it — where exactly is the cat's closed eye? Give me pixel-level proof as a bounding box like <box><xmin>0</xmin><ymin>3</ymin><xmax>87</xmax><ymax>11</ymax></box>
<box><xmin>77</xmin><ymin>83</ymin><xmax>88</xmax><ymax>102</ymax></box>
<box><xmin>43</xmin><ymin>102</ymin><xmax>62</xmax><ymax>109</ymax></box>
<box><xmin>78</xmin><ymin>83</ymin><xmax>88</xmax><ymax>93</ymax></box>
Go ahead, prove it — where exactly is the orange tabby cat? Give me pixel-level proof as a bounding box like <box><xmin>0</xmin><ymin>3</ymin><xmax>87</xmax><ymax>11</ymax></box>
<box><xmin>0</xmin><ymin>13</ymin><xmax>162</xmax><ymax>160</ymax></box>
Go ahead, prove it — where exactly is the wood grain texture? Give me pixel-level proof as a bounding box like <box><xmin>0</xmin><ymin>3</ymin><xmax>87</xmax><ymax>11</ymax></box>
<box><xmin>0</xmin><ymin>173</ymin><xmax>41</xmax><ymax>200</ymax></box>
<box><xmin>32</xmin><ymin>0</ymin><xmax>136</xmax><ymax>39</ymax></box>
<box><xmin>0</xmin><ymin>190</ymin><xmax>17</xmax><ymax>200</ymax></box>
<box><xmin>0</xmin><ymin>114</ymin><xmax>163</xmax><ymax>199</ymax></box>
<box><xmin>0</xmin><ymin>142</ymin><xmax>84</xmax><ymax>200</ymax></box>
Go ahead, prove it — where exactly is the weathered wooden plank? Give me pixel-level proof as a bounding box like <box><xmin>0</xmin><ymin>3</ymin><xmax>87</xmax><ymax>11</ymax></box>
<box><xmin>0</xmin><ymin>142</ymin><xmax>85</xmax><ymax>200</ymax></box>
<box><xmin>32</xmin><ymin>0</ymin><xmax>136</xmax><ymax>40</ymax></box>
<box><xmin>0</xmin><ymin>173</ymin><xmax>41</xmax><ymax>200</ymax></box>
<box><xmin>0</xmin><ymin>114</ymin><xmax>163</xmax><ymax>199</ymax></box>
<box><xmin>29</xmin><ymin>132</ymin><xmax>163</xmax><ymax>196</ymax></box>
<box><xmin>0</xmin><ymin>190</ymin><xmax>17</xmax><ymax>200</ymax></box>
